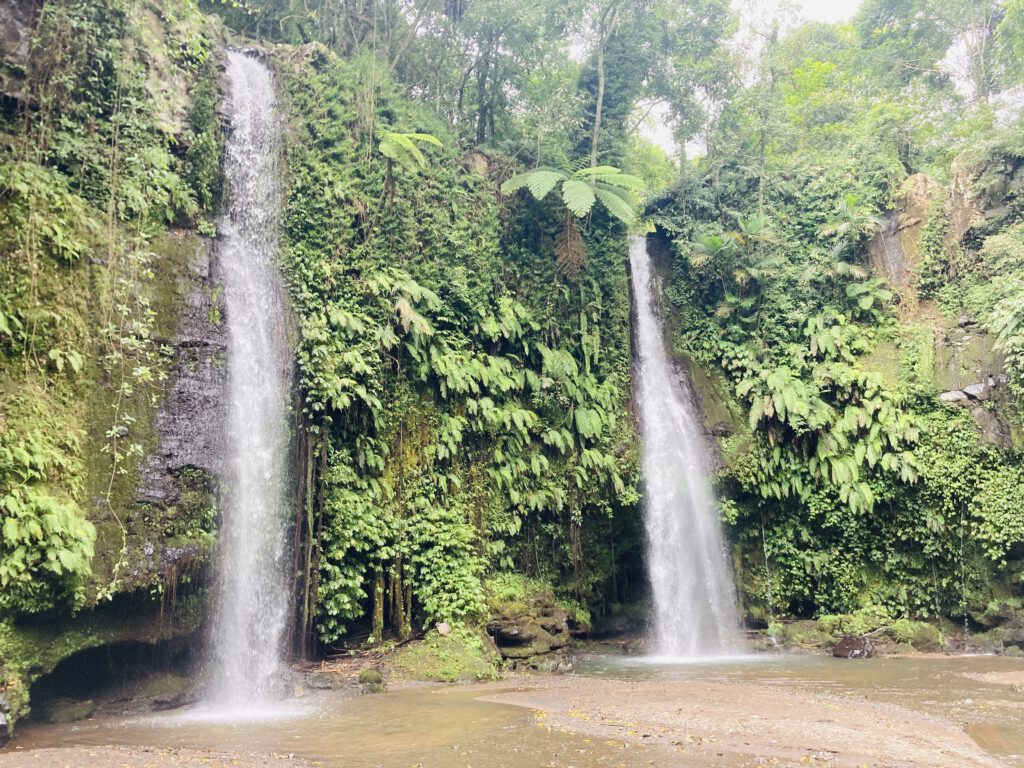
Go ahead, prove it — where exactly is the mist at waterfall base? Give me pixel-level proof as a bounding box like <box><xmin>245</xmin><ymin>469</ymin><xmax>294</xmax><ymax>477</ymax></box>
<box><xmin>203</xmin><ymin>50</ymin><xmax>295</xmax><ymax>715</ymax></box>
<box><xmin>629</xmin><ymin>236</ymin><xmax>743</xmax><ymax>661</ymax></box>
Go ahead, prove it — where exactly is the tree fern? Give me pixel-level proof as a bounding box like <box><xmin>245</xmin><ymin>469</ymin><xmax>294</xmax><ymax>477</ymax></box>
<box><xmin>376</xmin><ymin>129</ymin><xmax>443</xmax><ymax>171</ymax></box>
<box><xmin>501</xmin><ymin>164</ymin><xmax>643</xmax><ymax>277</ymax></box>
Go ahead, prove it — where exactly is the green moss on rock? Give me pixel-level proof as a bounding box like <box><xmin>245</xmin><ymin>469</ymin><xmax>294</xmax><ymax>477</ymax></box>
<box><xmin>390</xmin><ymin>627</ymin><xmax>500</xmax><ymax>682</ymax></box>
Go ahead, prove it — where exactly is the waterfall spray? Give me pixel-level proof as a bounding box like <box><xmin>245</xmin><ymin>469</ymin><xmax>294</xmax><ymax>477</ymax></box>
<box><xmin>208</xmin><ymin>50</ymin><xmax>292</xmax><ymax>704</ymax></box>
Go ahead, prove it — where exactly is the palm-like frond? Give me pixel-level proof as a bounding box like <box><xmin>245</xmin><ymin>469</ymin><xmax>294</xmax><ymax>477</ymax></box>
<box><xmin>377</xmin><ymin>129</ymin><xmax>442</xmax><ymax>171</ymax></box>
<box><xmin>561</xmin><ymin>178</ymin><xmax>597</xmax><ymax>217</ymax></box>
<box><xmin>501</xmin><ymin>166</ymin><xmax>568</xmax><ymax>199</ymax></box>
<box><xmin>593</xmin><ymin>184</ymin><xmax>635</xmax><ymax>224</ymax></box>
<box><xmin>501</xmin><ymin>164</ymin><xmax>642</xmax><ymax>224</ymax></box>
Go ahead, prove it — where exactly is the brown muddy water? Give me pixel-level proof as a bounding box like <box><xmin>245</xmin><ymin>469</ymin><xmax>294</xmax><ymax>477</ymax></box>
<box><xmin>4</xmin><ymin>653</ymin><xmax>1024</xmax><ymax>767</ymax></box>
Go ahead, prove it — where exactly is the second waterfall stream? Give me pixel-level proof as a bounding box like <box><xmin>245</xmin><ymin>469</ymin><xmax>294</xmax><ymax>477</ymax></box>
<box><xmin>630</xmin><ymin>235</ymin><xmax>742</xmax><ymax>658</ymax></box>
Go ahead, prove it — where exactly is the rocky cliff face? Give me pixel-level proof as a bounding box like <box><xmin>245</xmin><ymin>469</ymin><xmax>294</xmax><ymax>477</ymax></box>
<box><xmin>121</xmin><ymin>229</ymin><xmax>227</xmax><ymax>590</ymax></box>
<box><xmin>868</xmin><ymin>173</ymin><xmax>939</xmax><ymax>289</ymax></box>
<box><xmin>0</xmin><ymin>230</ymin><xmax>228</xmax><ymax>742</ymax></box>
<box><xmin>0</xmin><ymin>0</ymin><xmax>41</xmax><ymax>101</ymax></box>
<box><xmin>0</xmin><ymin>4</ymin><xmax>230</xmax><ymax>737</ymax></box>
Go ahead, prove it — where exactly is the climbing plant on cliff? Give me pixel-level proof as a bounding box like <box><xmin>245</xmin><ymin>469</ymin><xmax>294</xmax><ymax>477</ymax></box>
<box><xmin>278</xmin><ymin>46</ymin><xmax>639</xmax><ymax>647</ymax></box>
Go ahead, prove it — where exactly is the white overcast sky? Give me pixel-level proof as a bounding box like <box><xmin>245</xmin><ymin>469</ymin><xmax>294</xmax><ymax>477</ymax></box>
<box><xmin>643</xmin><ymin>0</ymin><xmax>865</xmax><ymax>157</ymax></box>
<box><xmin>794</xmin><ymin>0</ymin><xmax>863</xmax><ymax>23</ymax></box>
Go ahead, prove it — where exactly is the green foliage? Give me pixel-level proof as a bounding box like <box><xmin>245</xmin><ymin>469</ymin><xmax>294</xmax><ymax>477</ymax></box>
<box><xmin>818</xmin><ymin>605</ymin><xmax>892</xmax><ymax>636</ymax></box>
<box><xmin>279</xmin><ymin>46</ymin><xmax>639</xmax><ymax>645</ymax></box>
<box><xmin>501</xmin><ymin>165</ymin><xmax>643</xmax><ymax>224</ymax></box>
<box><xmin>0</xmin><ymin>429</ymin><xmax>95</xmax><ymax>612</ymax></box>
<box><xmin>376</xmin><ymin>130</ymin><xmax>443</xmax><ymax>171</ymax></box>
<box><xmin>914</xmin><ymin>194</ymin><xmax>949</xmax><ymax>298</ymax></box>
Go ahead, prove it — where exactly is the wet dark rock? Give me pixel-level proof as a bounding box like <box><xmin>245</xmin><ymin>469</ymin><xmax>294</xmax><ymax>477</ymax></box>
<box><xmin>833</xmin><ymin>635</ymin><xmax>874</xmax><ymax>659</ymax></box>
<box><xmin>151</xmin><ymin>689</ymin><xmax>194</xmax><ymax>712</ymax></box>
<box><xmin>529</xmin><ymin>655</ymin><xmax>574</xmax><ymax>674</ymax></box>
<box><xmin>135</xmin><ymin>232</ymin><xmax>227</xmax><ymax>510</ymax></box>
<box><xmin>711</xmin><ymin>422</ymin><xmax>732</xmax><ymax>437</ymax></box>
<box><xmin>970</xmin><ymin>406</ymin><xmax>1013</xmax><ymax>449</ymax></box>
<box><xmin>486</xmin><ymin>620</ymin><xmax>538</xmax><ymax>645</ymax></box>
<box><xmin>303</xmin><ymin>671</ymin><xmax>337</xmax><ymax>690</ymax></box>
<box><xmin>0</xmin><ymin>0</ymin><xmax>42</xmax><ymax>101</ymax></box>
<box><xmin>486</xmin><ymin>590</ymin><xmax>570</xmax><ymax>660</ymax></box>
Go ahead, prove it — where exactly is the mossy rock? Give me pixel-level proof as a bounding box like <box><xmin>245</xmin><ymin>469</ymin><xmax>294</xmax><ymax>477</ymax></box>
<box><xmin>888</xmin><ymin>619</ymin><xmax>944</xmax><ymax>651</ymax></box>
<box><xmin>779</xmin><ymin>620</ymin><xmax>835</xmax><ymax>648</ymax></box>
<box><xmin>357</xmin><ymin>668</ymin><xmax>383</xmax><ymax>685</ymax></box>
<box><xmin>389</xmin><ymin>627</ymin><xmax>500</xmax><ymax>683</ymax></box>
<box><xmin>35</xmin><ymin>698</ymin><xmax>95</xmax><ymax>724</ymax></box>
<box><xmin>484</xmin><ymin>575</ymin><xmax>573</xmax><ymax>660</ymax></box>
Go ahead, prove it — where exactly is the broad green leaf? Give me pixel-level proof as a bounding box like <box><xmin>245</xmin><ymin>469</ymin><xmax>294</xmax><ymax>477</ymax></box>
<box><xmin>561</xmin><ymin>179</ymin><xmax>596</xmax><ymax>217</ymax></box>
<box><xmin>593</xmin><ymin>186</ymin><xmax>635</xmax><ymax>224</ymax></box>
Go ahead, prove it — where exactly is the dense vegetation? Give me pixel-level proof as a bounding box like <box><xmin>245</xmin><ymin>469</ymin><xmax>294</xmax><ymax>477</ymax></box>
<box><xmin>1</xmin><ymin>0</ymin><xmax>1024</xmax><ymax>734</ymax></box>
<box><xmin>647</xmin><ymin>0</ymin><xmax>1024</xmax><ymax>632</ymax></box>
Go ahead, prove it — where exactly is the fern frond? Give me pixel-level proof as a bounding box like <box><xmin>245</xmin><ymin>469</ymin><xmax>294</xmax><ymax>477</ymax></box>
<box><xmin>593</xmin><ymin>185</ymin><xmax>635</xmax><ymax>224</ymax></box>
<box><xmin>555</xmin><ymin>218</ymin><xmax>587</xmax><ymax>278</ymax></box>
<box><xmin>561</xmin><ymin>179</ymin><xmax>597</xmax><ymax>217</ymax></box>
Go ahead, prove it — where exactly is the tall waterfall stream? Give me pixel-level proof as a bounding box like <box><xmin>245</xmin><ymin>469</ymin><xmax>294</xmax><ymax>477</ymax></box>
<box><xmin>629</xmin><ymin>236</ymin><xmax>741</xmax><ymax>658</ymax></box>
<box><xmin>207</xmin><ymin>50</ymin><xmax>292</xmax><ymax>705</ymax></box>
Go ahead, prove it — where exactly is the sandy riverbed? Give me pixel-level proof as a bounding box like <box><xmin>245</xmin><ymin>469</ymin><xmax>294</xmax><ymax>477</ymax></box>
<box><xmin>481</xmin><ymin>672</ymin><xmax>1002</xmax><ymax>767</ymax></box>
<box><xmin>4</xmin><ymin>654</ymin><xmax>1022</xmax><ymax>768</ymax></box>
<box><xmin>0</xmin><ymin>745</ymin><xmax>313</xmax><ymax>768</ymax></box>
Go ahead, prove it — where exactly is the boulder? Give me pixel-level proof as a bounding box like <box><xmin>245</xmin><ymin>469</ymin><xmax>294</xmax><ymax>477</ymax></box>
<box><xmin>964</xmin><ymin>382</ymin><xmax>990</xmax><ymax>401</ymax></box>
<box><xmin>303</xmin><ymin>671</ymin><xmax>337</xmax><ymax>690</ymax></box>
<box><xmin>436</xmin><ymin>622</ymin><xmax>452</xmax><ymax>636</ymax></box>
<box><xmin>486</xmin><ymin>587</ymin><xmax>570</xmax><ymax>660</ymax></box>
<box><xmin>37</xmin><ymin>697</ymin><xmax>95</xmax><ymax>724</ymax></box>
<box><xmin>486</xmin><ymin>619</ymin><xmax>538</xmax><ymax>645</ymax></box>
<box><xmin>939</xmin><ymin>390</ymin><xmax>969</xmax><ymax>405</ymax></box>
<box><xmin>357</xmin><ymin>668</ymin><xmax>383</xmax><ymax>685</ymax></box>
<box><xmin>833</xmin><ymin>635</ymin><xmax>874</xmax><ymax>659</ymax></box>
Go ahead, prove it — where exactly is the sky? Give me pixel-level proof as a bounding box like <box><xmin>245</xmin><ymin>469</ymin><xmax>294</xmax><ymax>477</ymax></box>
<box><xmin>641</xmin><ymin>0</ymin><xmax>865</xmax><ymax>156</ymax></box>
<box><xmin>795</xmin><ymin>0</ymin><xmax>863</xmax><ymax>23</ymax></box>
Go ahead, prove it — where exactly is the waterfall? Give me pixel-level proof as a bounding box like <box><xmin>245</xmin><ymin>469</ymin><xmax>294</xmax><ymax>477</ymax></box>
<box><xmin>629</xmin><ymin>235</ymin><xmax>741</xmax><ymax>658</ymax></box>
<box><xmin>208</xmin><ymin>50</ymin><xmax>292</xmax><ymax>704</ymax></box>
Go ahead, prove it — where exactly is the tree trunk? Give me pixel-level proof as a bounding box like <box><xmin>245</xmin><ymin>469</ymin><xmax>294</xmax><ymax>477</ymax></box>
<box><xmin>589</xmin><ymin>3</ymin><xmax>619</xmax><ymax>167</ymax></box>
<box><xmin>372</xmin><ymin>566</ymin><xmax>385</xmax><ymax>644</ymax></box>
<box><xmin>475</xmin><ymin>34</ymin><xmax>494</xmax><ymax>145</ymax></box>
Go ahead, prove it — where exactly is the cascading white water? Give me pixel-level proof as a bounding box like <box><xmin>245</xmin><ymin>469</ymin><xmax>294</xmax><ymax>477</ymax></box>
<box><xmin>208</xmin><ymin>50</ymin><xmax>292</xmax><ymax>704</ymax></box>
<box><xmin>629</xmin><ymin>235</ymin><xmax>742</xmax><ymax>658</ymax></box>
